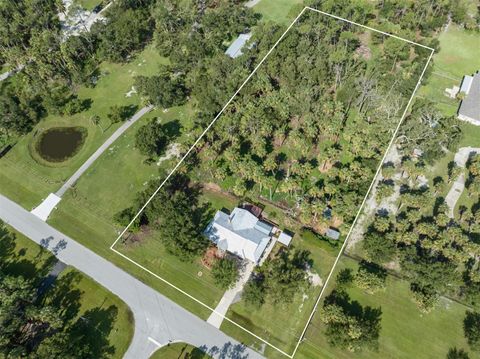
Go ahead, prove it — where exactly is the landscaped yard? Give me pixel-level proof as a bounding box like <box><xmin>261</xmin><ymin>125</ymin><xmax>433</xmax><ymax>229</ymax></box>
<box><xmin>297</xmin><ymin>256</ymin><xmax>477</xmax><ymax>359</ymax></box>
<box><xmin>0</xmin><ymin>225</ymin><xmax>134</xmax><ymax>358</ymax></box>
<box><xmin>0</xmin><ymin>46</ymin><xmax>167</xmax><ymax>210</ymax></box>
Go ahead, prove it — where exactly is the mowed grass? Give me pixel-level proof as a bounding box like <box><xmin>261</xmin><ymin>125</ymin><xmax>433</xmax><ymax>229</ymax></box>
<box><xmin>418</xmin><ymin>24</ymin><xmax>480</xmax><ymax>113</ymax></box>
<box><xmin>1</xmin><ymin>226</ymin><xmax>133</xmax><ymax>358</ymax></box>
<box><xmin>221</xmin><ymin>232</ymin><xmax>338</xmax><ymax>355</ymax></box>
<box><xmin>76</xmin><ymin>0</ymin><xmax>103</xmax><ymax>11</ymax></box>
<box><xmin>252</xmin><ymin>0</ymin><xmax>304</xmax><ymax>24</ymax></box>
<box><xmin>150</xmin><ymin>343</ymin><xmax>211</xmax><ymax>359</ymax></box>
<box><xmin>296</xmin><ymin>256</ymin><xmax>477</xmax><ymax>359</ymax></box>
<box><xmin>0</xmin><ymin>46</ymin><xmax>167</xmax><ymax>210</ymax></box>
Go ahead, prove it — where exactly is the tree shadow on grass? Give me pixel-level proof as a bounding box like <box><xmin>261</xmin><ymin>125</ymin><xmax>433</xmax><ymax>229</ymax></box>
<box><xmin>68</xmin><ymin>305</ymin><xmax>118</xmax><ymax>358</ymax></box>
<box><xmin>46</xmin><ymin>270</ymin><xmax>84</xmax><ymax>323</ymax></box>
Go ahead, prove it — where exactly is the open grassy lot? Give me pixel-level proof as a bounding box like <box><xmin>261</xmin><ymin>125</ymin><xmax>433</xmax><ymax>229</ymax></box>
<box><xmin>0</xmin><ymin>225</ymin><xmax>133</xmax><ymax>358</ymax></box>
<box><xmin>252</xmin><ymin>0</ymin><xmax>304</xmax><ymax>25</ymax></box>
<box><xmin>295</xmin><ymin>256</ymin><xmax>477</xmax><ymax>359</ymax></box>
<box><xmin>150</xmin><ymin>343</ymin><xmax>211</xmax><ymax>359</ymax></box>
<box><xmin>418</xmin><ymin>24</ymin><xmax>480</xmax><ymax>115</ymax></box>
<box><xmin>0</xmin><ymin>46</ymin><xmax>167</xmax><ymax>210</ymax></box>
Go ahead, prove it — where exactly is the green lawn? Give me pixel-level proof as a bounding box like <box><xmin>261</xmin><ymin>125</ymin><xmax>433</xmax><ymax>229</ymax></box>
<box><xmin>0</xmin><ymin>46</ymin><xmax>167</xmax><ymax>210</ymax></box>
<box><xmin>252</xmin><ymin>0</ymin><xmax>304</xmax><ymax>25</ymax></box>
<box><xmin>418</xmin><ymin>24</ymin><xmax>480</xmax><ymax>114</ymax></box>
<box><xmin>0</xmin><ymin>225</ymin><xmax>133</xmax><ymax>358</ymax></box>
<box><xmin>296</xmin><ymin>256</ymin><xmax>478</xmax><ymax>359</ymax></box>
<box><xmin>75</xmin><ymin>0</ymin><xmax>103</xmax><ymax>11</ymax></box>
<box><xmin>150</xmin><ymin>343</ymin><xmax>211</xmax><ymax>359</ymax></box>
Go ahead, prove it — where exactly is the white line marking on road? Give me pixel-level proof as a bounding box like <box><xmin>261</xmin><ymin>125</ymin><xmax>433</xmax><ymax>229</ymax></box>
<box><xmin>147</xmin><ymin>337</ymin><xmax>162</xmax><ymax>347</ymax></box>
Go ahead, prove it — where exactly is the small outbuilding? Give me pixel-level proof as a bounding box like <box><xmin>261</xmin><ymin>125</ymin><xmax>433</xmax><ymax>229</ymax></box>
<box><xmin>278</xmin><ymin>232</ymin><xmax>293</xmax><ymax>247</ymax></box>
<box><xmin>225</xmin><ymin>33</ymin><xmax>252</xmax><ymax>59</ymax></box>
<box><xmin>326</xmin><ymin>228</ymin><xmax>340</xmax><ymax>241</ymax></box>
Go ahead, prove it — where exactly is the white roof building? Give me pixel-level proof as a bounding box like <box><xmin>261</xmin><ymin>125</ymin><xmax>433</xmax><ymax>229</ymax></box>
<box><xmin>204</xmin><ymin>207</ymin><xmax>273</xmax><ymax>264</ymax></box>
<box><xmin>225</xmin><ymin>33</ymin><xmax>252</xmax><ymax>59</ymax></box>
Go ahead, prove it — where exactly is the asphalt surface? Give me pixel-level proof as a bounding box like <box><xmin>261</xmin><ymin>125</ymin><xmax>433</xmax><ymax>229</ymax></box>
<box><xmin>56</xmin><ymin>105</ymin><xmax>153</xmax><ymax>197</ymax></box>
<box><xmin>0</xmin><ymin>194</ymin><xmax>264</xmax><ymax>359</ymax></box>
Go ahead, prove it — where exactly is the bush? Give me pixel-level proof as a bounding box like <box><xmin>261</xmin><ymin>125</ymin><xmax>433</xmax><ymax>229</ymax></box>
<box><xmin>211</xmin><ymin>257</ymin><xmax>238</xmax><ymax>290</ymax></box>
<box><xmin>354</xmin><ymin>261</ymin><xmax>387</xmax><ymax>294</ymax></box>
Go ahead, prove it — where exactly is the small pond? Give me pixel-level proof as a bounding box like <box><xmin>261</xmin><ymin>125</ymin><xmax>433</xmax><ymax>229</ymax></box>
<box><xmin>36</xmin><ymin>127</ymin><xmax>87</xmax><ymax>162</ymax></box>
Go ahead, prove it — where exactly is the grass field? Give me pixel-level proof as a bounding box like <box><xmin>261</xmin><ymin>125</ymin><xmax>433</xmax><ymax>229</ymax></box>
<box><xmin>0</xmin><ymin>46</ymin><xmax>167</xmax><ymax>210</ymax></box>
<box><xmin>418</xmin><ymin>25</ymin><xmax>480</xmax><ymax>115</ymax></box>
<box><xmin>150</xmin><ymin>343</ymin><xmax>211</xmax><ymax>359</ymax></box>
<box><xmin>296</xmin><ymin>256</ymin><xmax>478</xmax><ymax>359</ymax></box>
<box><xmin>0</xmin><ymin>225</ymin><xmax>133</xmax><ymax>358</ymax></box>
<box><xmin>253</xmin><ymin>0</ymin><xmax>304</xmax><ymax>24</ymax></box>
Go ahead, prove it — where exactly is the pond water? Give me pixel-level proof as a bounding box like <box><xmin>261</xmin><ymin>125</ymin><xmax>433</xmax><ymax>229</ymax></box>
<box><xmin>36</xmin><ymin>127</ymin><xmax>86</xmax><ymax>162</ymax></box>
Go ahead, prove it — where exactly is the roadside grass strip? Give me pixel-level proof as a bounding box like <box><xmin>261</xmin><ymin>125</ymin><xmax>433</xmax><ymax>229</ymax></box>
<box><xmin>110</xmin><ymin>7</ymin><xmax>434</xmax><ymax>358</ymax></box>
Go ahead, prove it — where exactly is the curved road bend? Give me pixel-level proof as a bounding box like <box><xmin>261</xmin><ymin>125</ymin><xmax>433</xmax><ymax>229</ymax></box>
<box><xmin>56</xmin><ymin>105</ymin><xmax>154</xmax><ymax>197</ymax></box>
<box><xmin>0</xmin><ymin>194</ymin><xmax>264</xmax><ymax>359</ymax></box>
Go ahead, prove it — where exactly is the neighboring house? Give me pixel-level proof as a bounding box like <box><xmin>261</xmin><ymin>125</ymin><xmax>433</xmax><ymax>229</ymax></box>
<box><xmin>225</xmin><ymin>33</ymin><xmax>252</xmax><ymax>59</ymax></box>
<box><xmin>205</xmin><ymin>207</ymin><xmax>273</xmax><ymax>264</ymax></box>
<box><xmin>458</xmin><ymin>71</ymin><xmax>480</xmax><ymax>126</ymax></box>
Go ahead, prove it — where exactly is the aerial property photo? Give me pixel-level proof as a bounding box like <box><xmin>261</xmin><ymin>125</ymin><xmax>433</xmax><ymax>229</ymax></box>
<box><xmin>1</xmin><ymin>1</ymin><xmax>480</xmax><ymax>359</ymax></box>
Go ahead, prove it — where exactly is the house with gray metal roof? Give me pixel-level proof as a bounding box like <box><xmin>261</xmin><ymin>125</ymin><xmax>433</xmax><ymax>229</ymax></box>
<box><xmin>225</xmin><ymin>33</ymin><xmax>252</xmax><ymax>59</ymax></box>
<box><xmin>458</xmin><ymin>71</ymin><xmax>480</xmax><ymax>126</ymax></box>
<box><xmin>204</xmin><ymin>207</ymin><xmax>273</xmax><ymax>264</ymax></box>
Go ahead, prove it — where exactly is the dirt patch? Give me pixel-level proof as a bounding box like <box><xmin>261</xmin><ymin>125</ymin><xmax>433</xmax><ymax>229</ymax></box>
<box><xmin>307</xmin><ymin>270</ymin><xmax>323</xmax><ymax>287</ymax></box>
<box><xmin>201</xmin><ymin>246</ymin><xmax>224</xmax><ymax>269</ymax></box>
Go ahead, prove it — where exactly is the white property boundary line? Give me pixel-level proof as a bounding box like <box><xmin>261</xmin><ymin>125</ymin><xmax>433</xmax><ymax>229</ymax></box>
<box><xmin>109</xmin><ymin>6</ymin><xmax>435</xmax><ymax>358</ymax></box>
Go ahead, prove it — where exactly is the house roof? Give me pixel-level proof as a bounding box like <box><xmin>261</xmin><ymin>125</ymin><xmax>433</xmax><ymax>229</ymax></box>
<box><xmin>205</xmin><ymin>208</ymin><xmax>272</xmax><ymax>263</ymax></box>
<box><xmin>460</xmin><ymin>75</ymin><xmax>473</xmax><ymax>94</ymax></box>
<box><xmin>458</xmin><ymin>71</ymin><xmax>480</xmax><ymax>123</ymax></box>
<box><xmin>225</xmin><ymin>33</ymin><xmax>252</xmax><ymax>59</ymax></box>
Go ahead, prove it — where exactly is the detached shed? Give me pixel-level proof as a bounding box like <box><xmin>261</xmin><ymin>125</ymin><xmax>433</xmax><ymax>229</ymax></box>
<box><xmin>225</xmin><ymin>33</ymin><xmax>252</xmax><ymax>58</ymax></box>
<box><xmin>326</xmin><ymin>228</ymin><xmax>340</xmax><ymax>241</ymax></box>
<box><xmin>278</xmin><ymin>232</ymin><xmax>293</xmax><ymax>247</ymax></box>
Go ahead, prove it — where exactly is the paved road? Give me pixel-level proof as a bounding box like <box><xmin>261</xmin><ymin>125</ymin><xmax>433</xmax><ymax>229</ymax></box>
<box><xmin>0</xmin><ymin>194</ymin><xmax>264</xmax><ymax>359</ymax></box>
<box><xmin>56</xmin><ymin>105</ymin><xmax>153</xmax><ymax>197</ymax></box>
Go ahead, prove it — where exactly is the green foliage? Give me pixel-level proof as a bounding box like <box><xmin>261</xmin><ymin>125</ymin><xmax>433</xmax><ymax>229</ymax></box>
<box><xmin>242</xmin><ymin>277</ymin><xmax>266</xmax><ymax>307</ymax></box>
<box><xmin>398</xmin><ymin>100</ymin><xmax>462</xmax><ymax>163</ymax></box>
<box><xmin>135</xmin><ymin>72</ymin><xmax>188</xmax><ymax>108</ymax></box>
<box><xmin>447</xmin><ymin>347</ymin><xmax>470</xmax><ymax>359</ymax></box>
<box><xmin>211</xmin><ymin>257</ymin><xmax>239</xmax><ymax>290</ymax></box>
<box><xmin>464</xmin><ymin>311</ymin><xmax>480</xmax><ymax>351</ymax></box>
<box><xmin>107</xmin><ymin>105</ymin><xmax>133</xmax><ymax>124</ymax></box>
<box><xmin>362</xmin><ymin>230</ymin><xmax>396</xmax><ymax>264</ymax></box>
<box><xmin>0</xmin><ymin>89</ymin><xmax>43</xmax><ymax>135</ymax></box>
<box><xmin>94</xmin><ymin>5</ymin><xmax>153</xmax><ymax>62</ymax></box>
<box><xmin>135</xmin><ymin>118</ymin><xmax>168</xmax><ymax>157</ymax></box>
<box><xmin>259</xmin><ymin>249</ymin><xmax>311</xmax><ymax>305</ymax></box>
<box><xmin>354</xmin><ymin>261</ymin><xmax>387</xmax><ymax>294</ymax></box>
<box><xmin>321</xmin><ymin>290</ymin><xmax>382</xmax><ymax>352</ymax></box>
